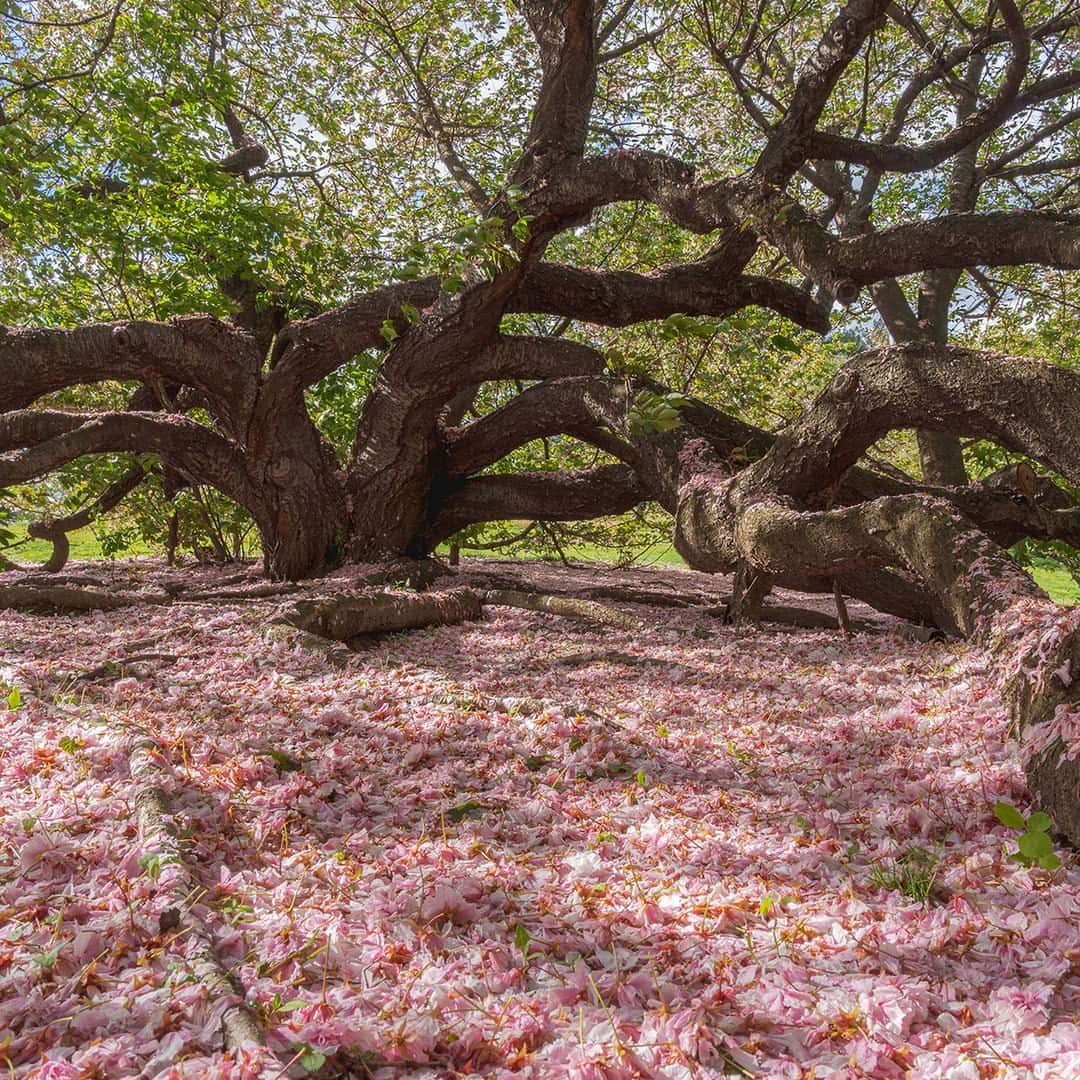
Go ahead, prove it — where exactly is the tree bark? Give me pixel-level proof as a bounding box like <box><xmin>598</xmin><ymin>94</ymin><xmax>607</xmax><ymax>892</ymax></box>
<box><xmin>281</xmin><ymin>588</ymin><xmax>482</xmax><ymax>640</ymax></box>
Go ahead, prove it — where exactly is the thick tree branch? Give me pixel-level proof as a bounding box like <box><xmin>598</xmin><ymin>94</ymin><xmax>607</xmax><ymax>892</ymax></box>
<box><xmin>0</xmin><ymin>411</ymin><xmax>254</xmax><ymax>506</ymax></box>
<box><xmin>513</xmin><ymin>0</ymin><xmax>598</xmax><ymax>179</ymax></box>
<box><xmin>744</xmin><ymin>344</ymin><xmax>1080</xmax><ymax>500</ymax></box>
<box><xmin>445</xmin><ymin>374</ymin><xmax>633</xmax><ymax>478</ymax></box>
<box><xmin>754</xmin><ymin>0</ymin><xmax>890</xmax><ymax>185</ymax></box>
<box><xmin>427</xmin><ymin>464</ymin><xmax>644</xmax><ymax>544</ymax></box>
<box><xmin>0</xmin><ymin>318</ymin><xmax>261</xmax><ymax>435</ymax></box>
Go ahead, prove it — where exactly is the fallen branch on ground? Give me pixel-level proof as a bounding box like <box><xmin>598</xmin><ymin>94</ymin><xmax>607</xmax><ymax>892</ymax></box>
<box><xmin>0</xmin><ymin>584</ymin><xmax>149</xmax><ymax>612</ymax></box>
<box><xmin>282</xmin><ymin>587</ymin><xmax>483</xmax><ymax>641</ymax></box>
<box><xmin>484</xmin><ymin>589</ymin><xmax>646</xmax><ymax>630</ymax></box>
<box><xmin>125</xmin><ymin>733</ymin><xmax>264</xmax><ymax>1053</ymax></box>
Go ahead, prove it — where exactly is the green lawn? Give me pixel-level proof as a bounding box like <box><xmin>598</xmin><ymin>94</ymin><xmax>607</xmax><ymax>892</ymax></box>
<box><xmin>7</xmin><ymin>524</ymin><xmax>1079</xmax><ymax>606</ymax></box>
<box><xmin>2</xmin><ymin>523</ymin><xmax>152</xmax><ymax>564</ymax></box>
<box><xmin>1030</xmin><ymin>565</ymin><xmax>1080</xmax><ymax>606</ymax></box>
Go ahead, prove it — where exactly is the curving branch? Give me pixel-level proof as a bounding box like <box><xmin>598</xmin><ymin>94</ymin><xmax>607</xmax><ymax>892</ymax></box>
<box><xmin>28</xmin><ymin>464</ymin><xmax>149</xmax><ymax>572</ymax></box>
<box><xmin>662</xmin><ymin>340</ymin><xmax>1080</xmax><ymax>842</ymax></box>
<box><xmin>808</xmin><ymin>69</ymin><xmax>1080</xmax><ymax>174</ymax></box>
<box><xmin>754</xmin><ymin>0</ymin><xmax>890</xmax><ymax>185</ymax></box>
<box><xmin>0</xmin><ymin>317</ymin><xmax>261</xmax><ymax>435</ymax></box>
<box><xmin>0</xmin><ymin>411</ymin><xmax>254</xmax><ymax>508</ymax></box>
<box><xmin>513</xmin><ymin>258</ymin><xmax>830</xmax><ymax>332</ymax></box>
<box><xmin>742</xmin><ymin>344</ymin><xmax>1080</xmax><ymax>500</ymax></box>
<box><xmin>452</xmin><ymin>335</ymin><xmax>606</xmax><ymax>392</ymax></box>
<box><xmin>427</xmin><ymin>463</ymin><xmax>644</xmax><ymax>544</ymax></box>
<box><xmin>445</xmin><ymin>374</ymin><xmax>633</xmax><ymax>479</ymax></box>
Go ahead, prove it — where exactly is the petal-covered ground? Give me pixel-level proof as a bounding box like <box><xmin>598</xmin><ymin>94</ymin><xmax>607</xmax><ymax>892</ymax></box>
<box><xmin>1</xmin><ymin>561</ymin><xmax>1078</xmax><ymax>1079</ymax></box>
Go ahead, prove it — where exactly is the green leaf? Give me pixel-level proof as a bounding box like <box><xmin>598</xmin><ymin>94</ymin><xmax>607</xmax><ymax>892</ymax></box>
<box><xmin>514</xmin><ymin>922</ymin><xmax>530</xmax><ymax>955</ymax></box>
<box><xmin>758</xmin><ymin>895</ymin><xmax>773</xmax><ymax>918</ymax></box>
<box><xmin>7</xmin><ymin>686</ymin><xmax>21</xmax><ymax>710</ymax></box>
<box><xmin>33</xmin><ymin>947</ymin><xmax>60</xmax><ymax>970</ymax></box>
<box><xmin>1037</xmin><ymin>852</ymin><xmax>1061</xmax><ymax>871</ymax></box>
<box><xmin>267</xmin><ymin>749</ymin><xmax>303</xmax><ymax>774</ymax></box>
<box><xmin>1027</xmin><ymin>811</ymin><xmax>1053</xmax><ymax>833</ymax></box>
<box><xmin>1018</xmin><ymin>830</ymin><xmax>1054</xmax><ymax>859</ymax></box>
<box><xmin>523</xmin><ymin>754</ymin><xmax>551</xmax><ymax>771</ymax></box>
<box><xmin>299</xmin><ymin>1046</ymin><xmax>327</xmax><ymax>1072</ymax></box>
<box><xmin>993</xmin><ymin>801</ymin><xmax>1026</xmax><ymax>830</ymax></box>
<box><xmin>278</xmin><ymin>999</ymin><xmax>307</xmax><ymax>1012</ymax></box>
<box><xmin>400</xmin><ymin>302</ymin><xmax>421</xmax><ymax>325</ymax></box>
<box><xmin>770</xmin><ymin>334</ymin><xmax>800</xmax><ymax>353</ymax></box>
<box><xmin>379</xmin><ymin>319</ymin><xmax>398</xmax><ymax>344</ymax></box>
<box><xmin>58</xmin><ymin>736</ymin><xmax>83</xmax><ymax>754</ymax></box>
<box><xmin>446</xmin><ymin>799</ymin><xmax>484</xmax><ymax>823</ymax></box>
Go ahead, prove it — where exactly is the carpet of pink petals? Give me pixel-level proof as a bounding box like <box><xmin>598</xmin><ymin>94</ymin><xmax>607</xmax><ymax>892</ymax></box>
<box><xmin>1</xmin><ymin>569</ymin><xmax>1079</xmax><ymax>1079</ymax></box>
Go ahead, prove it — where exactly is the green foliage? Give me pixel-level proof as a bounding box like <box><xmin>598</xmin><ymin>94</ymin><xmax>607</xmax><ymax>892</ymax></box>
<box><xmin>994</xmin><ymin>802</ymin><xmax>1062</xmax><ymax>871</ymax></box>
<box><xmin>628</xmin><ymin>389</ymin><xmax>693</xmax><ymax>436</ymax></box>
<box><xmin>2</xmin><ymin>0</ymin><xmax>1078</xmax><ymax>574</ymax></box>
<box><xmin>1012</xmin><ymin>540</ymin><xmax>1080</xmax><ymax>605</ymax></box>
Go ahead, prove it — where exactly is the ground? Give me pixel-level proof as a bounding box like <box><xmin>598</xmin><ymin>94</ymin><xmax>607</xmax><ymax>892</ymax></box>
<box><xmin>1</xmin><ymin>558</ymin><xmax>1078</xmax><ymax>1079</ymax></box>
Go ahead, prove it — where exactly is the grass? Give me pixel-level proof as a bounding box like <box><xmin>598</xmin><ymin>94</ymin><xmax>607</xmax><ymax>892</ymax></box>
<box><xmin>870</xmin><ymin>846</ymin><xmax>940</xmax><ymax>903</ymax></box>
<box><xmin>7</xmin><ymin>523</ymin><xmax>1080</xmax><ymax>607</ymax></box>
<box><xmin>1</xmin><ymin>523</ymin><xmax>151</xmax><ymax>564</ymax></box>
<box><xmin>1029</xmin><ymin>565</ymin><xmax>1080</xmax><ymax>606</ymax></box>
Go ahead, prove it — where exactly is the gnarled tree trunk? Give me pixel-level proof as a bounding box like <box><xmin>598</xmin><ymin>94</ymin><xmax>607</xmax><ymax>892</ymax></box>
<box><xmin>668</xmin><ymin>344</ymin><xmax>1080</xmax><ymax>845</ymax></box>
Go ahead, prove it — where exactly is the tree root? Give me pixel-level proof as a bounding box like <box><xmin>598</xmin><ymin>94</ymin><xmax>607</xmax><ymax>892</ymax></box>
<box><xmin>126</xmin><ymin>733</ymin><xmax>264</xmax><ymax>1052</ymax></box>
<box><xmin>483</xmin><ymin>589</ymin><xmax>646</xmax><ymax>630</ymax></box>
<box><xmin>281</xmin><ymin>587</ymin><xmax>483</xmax><ymax>641</ymax></box>
<box><xmin>707</xmin><ymin>601</ymin><xmax>945</xmax><ymax>642</ymax></box>
<box><xmin>0</xmin><ymin>584</ymin><xmax>150</xmax><ymax>612</ymax></box>
<box><xmin>263</xmin><ymin>621</ymin><xmax>355</xmax><ymax>665</ymax></box>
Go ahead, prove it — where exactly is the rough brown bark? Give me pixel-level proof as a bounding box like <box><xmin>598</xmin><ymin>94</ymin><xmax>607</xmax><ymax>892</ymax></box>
<box><xmin>669</xmin><ymin>344</ymin><xmax>1080</xmax><ymax>845</ymax></box>
<box><xmin>282</xmin><ymin>588</ymin><xmax>483</xmax><ymax>641</ymax></box>
<box><xmin>484</xmin><ymin>588</ymin><xmax>645</xmax><ymax>630</ymax></box>
<box><xmin>0</xmin><ymin>584</ymin><xmax>153</xmax><ymax>612</ymax></box>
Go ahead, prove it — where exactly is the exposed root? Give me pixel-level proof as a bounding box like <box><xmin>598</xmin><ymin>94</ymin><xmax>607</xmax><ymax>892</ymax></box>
<box><xmin>0</xmin><ymin>584</ymin><xmax>149</xmax><ymax>612</ymax></box>
<box><xmin>483</xmin><ymin>589</ymin><xmax>646</xmax><ymax>630</ymax></box>
<box><xmin>282</xmin><ymin>587</ymin><xmax>483</xmax><ymax>641</ymax></box>
<box><xmin>126</xmin><ymin>734</ymin><xmax>264</xmax><ymax>1053</ymax></box>
<box><xmin>263</xmin><ymin>621</ymin><xmax>355</xmax><ymax>665</ymax></box>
